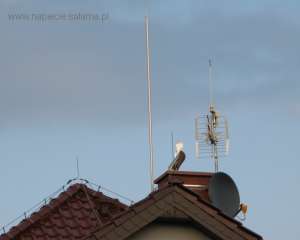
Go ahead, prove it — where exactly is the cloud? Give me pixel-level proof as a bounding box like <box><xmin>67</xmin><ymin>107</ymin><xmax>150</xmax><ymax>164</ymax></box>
<box><xmin>288</xmin><ymin>103</ymin><xmax>300</xmax><ymax>117</ymax></box>
<box><xmin>0</xmin><ymin>0</ymin><xmax>299</xmax><ymax>127</ymax></box>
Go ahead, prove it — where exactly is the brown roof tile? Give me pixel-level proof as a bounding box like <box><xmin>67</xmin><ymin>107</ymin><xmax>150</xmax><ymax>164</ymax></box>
<box><xmin>0</xmin><ymin>183</ymin><xmax>127</xmax><ymax>240</ymax></box>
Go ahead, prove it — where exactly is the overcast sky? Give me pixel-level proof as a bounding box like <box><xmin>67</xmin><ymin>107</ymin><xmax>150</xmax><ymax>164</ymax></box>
<box><xmin>0</xmin><ymin>1</ymin><xmax>299</xmax><ymax>239</ymax></box>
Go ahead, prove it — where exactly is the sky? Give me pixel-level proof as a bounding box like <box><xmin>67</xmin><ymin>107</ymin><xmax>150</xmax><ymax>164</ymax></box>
<box><xmin>0</xmin><ymin>0</ymin><xmax>299</xmax><ymax>239</ymax></box>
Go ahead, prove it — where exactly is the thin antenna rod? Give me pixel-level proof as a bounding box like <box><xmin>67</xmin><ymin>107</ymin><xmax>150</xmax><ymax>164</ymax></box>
<box><xmin>171</xmin><ymin>132</ymin><xmax>174</xmax><ymax>159</ymax></box>
<box><xmin>76</xmin><ymin>156</ymin><xmax>80</xmax><ymax>179</ymax></box>
<box><xmin>209</xmin><ymin>59</ymin><xmax>214</xmax><ymax>109</ymax></box>
<box><xmin>145</xmin><ymin>15</ymin><xmax>154</xmax><ymax>192</ymax></box>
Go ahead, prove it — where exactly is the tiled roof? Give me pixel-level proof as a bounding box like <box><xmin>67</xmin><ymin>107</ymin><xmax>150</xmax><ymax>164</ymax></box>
<box><xmin>0</xmin><ymin>183</ymin><xmax>127</xmax><ymax>240</ymax></box>
<box><xmin>85</xmin><ymin>183</ymin><xmax>263</xmax><ymax>240</ymax></box>
<box><xmin>0</xmin><ymin>175</ymin><xmax>263</xmax><ymax>240</ymax></box>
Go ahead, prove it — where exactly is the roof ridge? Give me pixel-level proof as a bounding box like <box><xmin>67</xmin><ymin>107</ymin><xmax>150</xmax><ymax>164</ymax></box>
<box><xmin>80</xmin><ymin>184</ymin><xmax>104</xmax><ymax>227</ymax></box>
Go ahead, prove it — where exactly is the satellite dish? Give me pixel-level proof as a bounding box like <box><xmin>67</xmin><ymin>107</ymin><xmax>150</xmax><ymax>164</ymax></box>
<box><xmin>208</xmin><ymin>172</ymin><xmax>240</xmax><ymax>217</ymax></box>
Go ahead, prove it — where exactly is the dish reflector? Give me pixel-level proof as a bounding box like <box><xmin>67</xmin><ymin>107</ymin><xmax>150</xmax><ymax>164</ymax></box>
<box><xmin>208</xmin><ymin>172</ymin><xmax>240</xmax><ymax>217</ymax></box>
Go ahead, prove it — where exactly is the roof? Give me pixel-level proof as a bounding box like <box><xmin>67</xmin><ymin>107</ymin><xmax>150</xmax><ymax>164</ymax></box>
<box><xmin>0</xmin><ymin>176</ymin><xmax>263</xmax><ymax>240</ymax></box>
<box><xmin>0</xmin><ymin>183</ymin><xmax>127</xmax><ymax>240</ymax></box>
<box><xmin>86</xmin><ymin>183</ymin><xmax>263</xmax><ymax>240</ymax></box>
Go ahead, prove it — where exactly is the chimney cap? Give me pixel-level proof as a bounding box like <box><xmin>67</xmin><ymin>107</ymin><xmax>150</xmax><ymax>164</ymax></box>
<box><xmin>154</xmin><ymin>170</ymin><xmax>213</xmax><ymax>185</ymax></box>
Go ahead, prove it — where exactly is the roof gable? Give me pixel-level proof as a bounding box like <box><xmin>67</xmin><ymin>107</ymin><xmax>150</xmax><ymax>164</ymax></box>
<box><xmin>86</xmin><ymin>184</ymin><xmax>263</xmax><ymax>240</ymax></box>
<box><xmin>0</xmin><ymin>183</ymin><xmax>127</xmax><ymax>240</ymax></box>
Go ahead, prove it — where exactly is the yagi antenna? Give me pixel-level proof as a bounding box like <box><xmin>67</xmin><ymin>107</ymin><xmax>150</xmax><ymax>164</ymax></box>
<box><xmin>145</xmin><ymin>13</ymin><xmax>155</xmax><ymax>192</ymax></box>
<box><xmin>195</xmin><ymin>60</ymin><xmax>230</xmax><ymax>172</ymax></box>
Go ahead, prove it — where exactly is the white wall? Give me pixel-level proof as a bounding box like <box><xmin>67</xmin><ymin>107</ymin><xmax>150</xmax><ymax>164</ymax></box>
<box><xmin>128</xmin><ymin>221</ymin><xmax>212</xmax><ymax>240</ymax></box>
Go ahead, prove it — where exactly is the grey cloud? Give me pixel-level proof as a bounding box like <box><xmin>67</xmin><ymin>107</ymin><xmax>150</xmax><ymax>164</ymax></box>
<box><xmin>0</xmin><ymin>1</ymin><xmax>299</xmax><ymax>127</ymax></box>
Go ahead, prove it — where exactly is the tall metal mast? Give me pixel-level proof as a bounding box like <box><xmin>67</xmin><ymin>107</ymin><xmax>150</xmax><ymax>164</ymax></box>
<box><xmin>145</xmin><ymin>14</ymin><xmax>154</xmax><ymax>191</ymax></box>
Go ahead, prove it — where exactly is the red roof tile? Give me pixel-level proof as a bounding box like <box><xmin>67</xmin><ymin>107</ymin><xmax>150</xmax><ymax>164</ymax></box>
<box><xmin>0</xmin><ymin>183</ymin><xmax>127</xmax><ymax>240</ymax></box>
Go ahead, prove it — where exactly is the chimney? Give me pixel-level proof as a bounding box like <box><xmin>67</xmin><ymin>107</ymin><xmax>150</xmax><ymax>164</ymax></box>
<box><xmin>154</xmin><ymin>171</ymin><xmax>213</xmax><ymax>202</ymax></box>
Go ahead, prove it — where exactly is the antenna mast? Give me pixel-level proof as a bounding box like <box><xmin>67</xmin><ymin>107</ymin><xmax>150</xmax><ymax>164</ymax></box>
<box><xmin>145</xmin><ymin>14</ymin><xmax>154</xmax><ymax>192</ymax></box>
<box><xmin>195</xmin><ymin>60</ymin><xmax>229</xmax><ymax>172</ymax></box>
<box><xmin>209</xmin><ymin>59</ymin><xmax>214</xmax><ymax>109</ymax></box>
<box><xmin>209</xmin><ymin>60</ymin><xmax>218</xmax><ymax>171</ymax></box>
